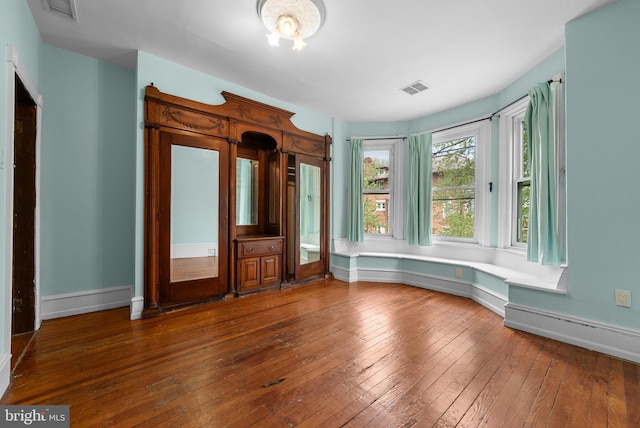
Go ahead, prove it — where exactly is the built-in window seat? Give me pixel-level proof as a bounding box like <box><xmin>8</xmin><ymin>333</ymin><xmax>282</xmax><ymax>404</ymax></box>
<box><xmin>330</xmin><ymin>238</ymin><xmax>566</xmax><ymax>317</ymax></box>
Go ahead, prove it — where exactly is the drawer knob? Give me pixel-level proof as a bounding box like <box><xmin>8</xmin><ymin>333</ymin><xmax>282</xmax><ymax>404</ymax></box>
<box><xmin>246</xmin><ymin>247</ymin><xmax>253</xmax><ymax>253</ymax></box>
<box><xmin>269</xmin><ymin>246</ymin><xmax>276</xmax><ymax>251</ymax></box>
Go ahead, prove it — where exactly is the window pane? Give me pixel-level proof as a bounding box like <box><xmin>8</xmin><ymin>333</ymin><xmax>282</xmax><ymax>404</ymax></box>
<box><xmin>432</xmin><ymin>136</ymin><xmax>475</xmax><ymax>239</ymax></box>
<box><xmin>432</xmin><ymin>188</ymin><xmax>475</xmax><ymax>238</ymax></box>
<box><xmin>521</xmin><ymin>120</ymin><xmax>530</xmax><ymax>178</ymax></box>
<box><xmin>517</xmin><ymin>180</ymin><xmax>530</xmax><ymax>243</ymax></box>
<box><xmin>363</xmin><ymin>150</ymin><xmax>390</xmax><ymax>235</ymax></box>
<box><xmin>433</xmin><ymin>137</ymin><xmax>476</xmax><ymax>187</ymax></box>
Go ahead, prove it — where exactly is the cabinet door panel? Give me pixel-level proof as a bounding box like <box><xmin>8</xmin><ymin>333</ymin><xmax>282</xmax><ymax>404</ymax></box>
<box><xmin>238</xmin><ymin>257</ymin><xmax>261</xmax><ymax>291</ymax></box>
<box><xmin>261</xmin><ymin>255</ymin><xmax>281</xmax><ymax>285</ymax></box>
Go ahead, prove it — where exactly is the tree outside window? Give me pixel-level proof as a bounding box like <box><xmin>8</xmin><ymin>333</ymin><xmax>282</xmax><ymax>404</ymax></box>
<box><xmin>516</xmin><ymin>120</ymin><xmax>530</xmax><ymax>244</ymax></box>
<box><xmin>432</xmin><ymin>136</ymin><xmax>476</xmax><ymax>238</ymax></box>
<box><xmin>363</xmin><ymin>151</ymin><xmax>390</xmax><ymax>234</ymax></box>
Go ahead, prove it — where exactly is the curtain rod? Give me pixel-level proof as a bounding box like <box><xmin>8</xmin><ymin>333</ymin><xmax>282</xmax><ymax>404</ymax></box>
<box><xmin>491</xmin><ymin>76</ymin><xmax>563</xmax><ymax>118</ymax></box>
<box><xmin>346</xmin><ymin>136</ymin><xmax>406</xmax><ymax>142</ymax></box>
<box><xmin>347</xmin><ymin>76</ymin><xmax>563</xmax><ymax>142</ymax></box>
<box><xmin>423</xmin><ymin>116</ymin><xmax>492</xmax><ymax>135</ymax></box>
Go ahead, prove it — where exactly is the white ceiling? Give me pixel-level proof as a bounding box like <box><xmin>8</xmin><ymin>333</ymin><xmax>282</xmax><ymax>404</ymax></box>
<box><xmin>27</xmin><ymin>0</ymin><xmax>616</xmax><ymax>122</ymax></box>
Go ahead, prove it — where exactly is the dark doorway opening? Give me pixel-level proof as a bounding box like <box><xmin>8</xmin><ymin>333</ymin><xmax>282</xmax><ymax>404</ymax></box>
<box><xmin>12</xmin><ymin>74</ymin><xmax>37</xmax><ymax>368</ymax></box>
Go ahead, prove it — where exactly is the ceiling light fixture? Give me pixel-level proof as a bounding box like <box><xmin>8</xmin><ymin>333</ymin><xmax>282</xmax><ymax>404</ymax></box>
<box><xmin>257</xmin><ymin>0</ymin><xmax>326</xmax><ymax>51</ymax></box>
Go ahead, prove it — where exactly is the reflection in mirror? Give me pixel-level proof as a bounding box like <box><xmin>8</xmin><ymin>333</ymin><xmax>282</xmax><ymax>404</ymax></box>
<box><xmin>171</xmin><ymin>145</ymin><xmax>219</xmax><ymax>282</ymax></box>
<box><xmin>299</xmin><ymin>163</ymin><xmax>321</xmax><ymax>265</ymax></box>
<box><xmin>236</xmin><ymin>158</ymin><xmax>259</xmax><ymax>226</ymax></box>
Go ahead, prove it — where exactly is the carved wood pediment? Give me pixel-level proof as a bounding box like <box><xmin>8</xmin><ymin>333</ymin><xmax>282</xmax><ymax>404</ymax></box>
<box><xmin>144</xmin><ymin>85</ymin><xmax>330</xmax><ymax>157</ymax></box>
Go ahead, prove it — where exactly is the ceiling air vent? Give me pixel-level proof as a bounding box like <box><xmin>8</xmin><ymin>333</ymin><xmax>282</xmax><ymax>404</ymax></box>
<box><xmin>41</xmin><ymin>0</ymin><xmax>78</xmax><ymax>22</ymax></box>
<box><xmin>401</xmin><ymin>81</ymin><xmax>429</xmax><ymax>95</ymax></box>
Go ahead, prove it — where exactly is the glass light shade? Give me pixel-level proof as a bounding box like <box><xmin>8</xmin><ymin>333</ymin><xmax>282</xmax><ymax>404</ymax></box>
<box><xmin>292</xmin><ymin>33</ymin><xmax>306</xmax><ymax>51</ymax></box>
<box><xmin>267</xmin><ymin>31</ymin><xmax>280</xmax><ymax>46</ymax></box>
<box><xmin>257</xmin><ymin>0</ymin><xmax>326</xmax><ymax>50</ymax></box>
<box><xmin>277</xmin><ymin>15</ymin><xmax>298</xmax><ymax>38</ymax></box>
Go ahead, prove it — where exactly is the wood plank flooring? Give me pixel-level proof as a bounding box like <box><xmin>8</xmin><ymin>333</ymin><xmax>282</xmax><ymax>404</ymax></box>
<box><xmin>2</xmin><ymin>280</ymin><xmax>639</xmax><ymax>427</ymax></box>
<box><xmin>171</xmin><ymin>256</ymin><xmax>218</xmax><ymax>282</ymax></box>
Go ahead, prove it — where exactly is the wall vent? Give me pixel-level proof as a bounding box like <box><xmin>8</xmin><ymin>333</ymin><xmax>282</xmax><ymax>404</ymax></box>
<box><xmin>401</xmin><ymin>81</ymin><xmax>429</xmax><ymax>95</ymax></box>
<box><xmin>41</xmin><ymin>0</ymin><xmax>78</xmax><ymax>22</ymax></box>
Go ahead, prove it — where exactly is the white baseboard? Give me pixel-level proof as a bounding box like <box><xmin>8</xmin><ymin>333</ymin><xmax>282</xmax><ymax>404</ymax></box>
<box><xmin>41</xmin><ymin>285</ymin><xmax>132</xmax><ymax>320</ymax></box>
<box><xmin>0</xmin><ymin>351</ymin><xmax>10</xmax><ymax>397</ymax></box>
<box><xmin>468</xmin><ymin>283</ymin><xmax>507</xmax><ymax>318</ymax></box>
<box><xmin>504</xmin><ymin>303</ymin><xmax>640</xmax><ymax>364</ymax></box>
<box><xmin>330</xmin><ymin>265</ymin><xmax>354</xmax><ymax>283</ymax></box>
<box><xmin>333</xmin><ymin>262</ymin><xmax>640</xmax><ymax>363</ymax></box>
<box><xmin>171</xmin><ymin>243</ymin><xmax>217</xmax><ymax>259</ymax></box>
<box><xmin>405</xmin><ymin>272</ymin><xmax>507</xmax><ymax>318</ymax></box>
<box><xmin>354</xmin><ymin>267</ymin><xmax>404</xmax><ymax>284</ymax></box>
<box><xmin>331</xmin><ymin>265</ymin><xmax>507</xmax><ymax>317</ymax></box>
<box><xmin>130</xmin><ymin>296</ymin><xmax>144</xmax><ymax>320</ymax></box>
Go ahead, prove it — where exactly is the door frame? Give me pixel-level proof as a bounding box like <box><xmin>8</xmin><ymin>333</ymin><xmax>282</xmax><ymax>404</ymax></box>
<box><xmin>4</xmin><ymin>45</ymin><xmax>43</xmax><ymax>361</ymax></box>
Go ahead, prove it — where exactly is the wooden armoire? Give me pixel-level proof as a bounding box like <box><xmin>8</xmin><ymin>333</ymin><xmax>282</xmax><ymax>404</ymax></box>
<box><xmin>142</xmin><ymin>85</ymin><xmax>331</xmax><ymax>317</ymax></box>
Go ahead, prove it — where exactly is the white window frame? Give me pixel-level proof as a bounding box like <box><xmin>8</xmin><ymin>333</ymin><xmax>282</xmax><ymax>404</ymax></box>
<box><xmin>498</xmin><ymin>97</ymin><xmax>530</xmax><ymax>250</ymax></box>
<box><xmin>431</xmin><ymin>120</ymin><xmax>491</xmax><ymax>245</ymax></box>
<box><xmin>362</xmin><ymin>138</ymin><xmax>404</xmax><ymax>239</ymax></box>
<box><xmin>498</xmin><ymin>80</ymin><xmax>566</xmax><ymax>254</ymax></box>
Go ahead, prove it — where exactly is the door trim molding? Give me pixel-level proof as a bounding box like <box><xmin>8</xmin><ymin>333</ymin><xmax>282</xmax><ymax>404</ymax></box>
<box><xmin>4</xmin><ymin>45</ymin><xmax>43</xmax><ymax>393</ymax></box>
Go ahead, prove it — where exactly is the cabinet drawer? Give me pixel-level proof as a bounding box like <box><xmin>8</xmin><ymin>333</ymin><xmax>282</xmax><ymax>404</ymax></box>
<box><xmin>238</xmin><ymin>238</ymin><xmax>282</xmax><ymax>257</ymax></box>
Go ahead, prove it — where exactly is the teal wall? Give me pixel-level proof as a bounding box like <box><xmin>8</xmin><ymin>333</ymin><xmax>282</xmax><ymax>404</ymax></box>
<box><xmin>40</xmin><ymin>45</ymin><xmax>136</xmax><ymax>295</ymax></box>
<box><xmin>0</xmin><ymin>1</ymin><xmax>42</xmax><ymax>81</ymax></box>
<box><xmin>330</xmin><ymin>118</ymin><xmax>349</xmax><ymax>247</ymax></box>
<box><xmin>510</xmin><ymin>0</ymin><xmax>640</xmax><ymax>328</ymax></box>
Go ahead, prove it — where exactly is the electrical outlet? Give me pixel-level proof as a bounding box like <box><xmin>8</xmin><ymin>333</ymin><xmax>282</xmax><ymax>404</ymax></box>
<box><xmin>614</xmin><ymin>289</ymin><xmax>631</xmax><ymax>308</ymax></box>
<box><xmin>455</xmin><ymin>267</ymin><xmax>463</xmax><ymax>278</ymax></box>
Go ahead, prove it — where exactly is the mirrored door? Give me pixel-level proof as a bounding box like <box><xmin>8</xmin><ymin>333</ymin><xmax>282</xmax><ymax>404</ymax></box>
<box><xmin>299</xmin><ymin>163</ymin><xmax>321</xmax><ymax>265</ymax></box>
<box><xmin>159</xmin><ymin>132</ymin><xmax>228</xmax><ymax>305</ymax></box>
<box><xmin>295</xmin><ymin>154</ymin><xmax>326</xmax><ymax>279</ymax></box>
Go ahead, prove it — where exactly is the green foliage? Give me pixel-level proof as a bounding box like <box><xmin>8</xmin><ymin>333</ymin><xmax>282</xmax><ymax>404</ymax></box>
<box><xmin>432</xmin><ymin>137</ymin><xmax>476</xmax><ymax>238</ymax></box>
<box><xmin>517</xmin><ymin>181</ymin><xmax>531</xmax><ymax>244</ymax></box>
<box><xmin>363</xmin><ymin>157</ymin><xmax>386</xmax><ymax>190</ymax></box>
<box><xmin>522</xmin><ymin>120</ymin><xmax>530</xmax><ymax>177</ymax></box>
<box><xmin>363</xmin><ymin>197</ymin><xmax>386</xmax><ymax>233</ymax></box>
<box><xmin>518</xmin><ymin>120</ymin><xmax>530</xmax><ymax>243</ymax></box>
<box><xmin>362</xmin><ymin>154</ymin><xmax>389</xmax><ymax>234</ymax></box>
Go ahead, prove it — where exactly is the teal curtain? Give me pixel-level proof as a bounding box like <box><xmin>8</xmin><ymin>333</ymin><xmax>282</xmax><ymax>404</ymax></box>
<box><xmin>406</xmin><ymin>133</ymin><xmax>433</xmax><ymax>246</ymax></box>
<box><xmin>525</xmin><ymin>82</ymin><xmax>561</xmax><ymax>265</ymax></box>
<box><xmin>348</xmin><ymin>139</ymin><xmax>364</xmax><ymax>242</ymax></box>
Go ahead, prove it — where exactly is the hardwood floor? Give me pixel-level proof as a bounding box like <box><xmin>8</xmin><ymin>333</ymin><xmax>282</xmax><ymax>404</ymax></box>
<box><xmin>171</xmin><ymin>256</ymin><xmax>218</xmax><ymax>282</ymax></box>
<box><xmin>10</xmin><ymin>332</ymin><xmax>34</xmax><ymax>371</ymax></box>
<box><xmin>2</xmin><ymin>280</ymin><xmax>639</xmax><ymax>427</ymax></box>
